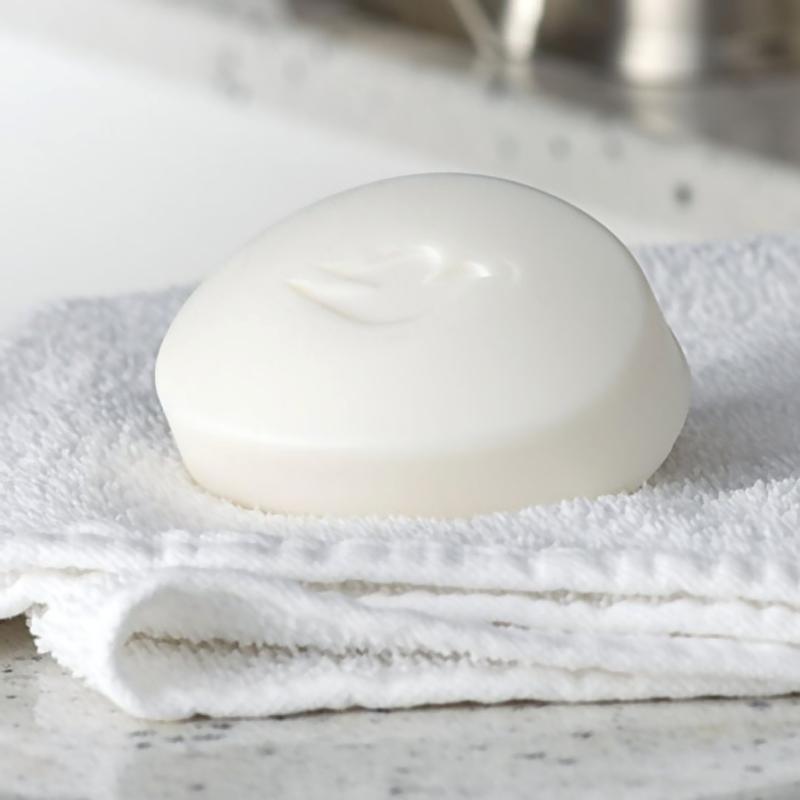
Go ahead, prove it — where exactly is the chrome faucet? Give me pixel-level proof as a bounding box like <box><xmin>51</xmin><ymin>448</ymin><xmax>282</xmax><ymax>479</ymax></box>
<box><xmin>359</xmin><ymin>0</ymin><xmax>800</xmax><ymax>84</ymax></box>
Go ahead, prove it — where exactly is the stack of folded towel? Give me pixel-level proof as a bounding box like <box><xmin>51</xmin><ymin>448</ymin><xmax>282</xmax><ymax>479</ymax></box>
<box><xmin>1</xmin><ymin>234</ymin><xmax>799</xmax><ymax>720</ymax></box>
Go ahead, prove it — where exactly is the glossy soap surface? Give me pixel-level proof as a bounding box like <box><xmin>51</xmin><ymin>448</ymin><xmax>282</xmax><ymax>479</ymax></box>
<box><xmin>155</xmin><ymin>174</ymin><xmax>689</xmax><ymax>516</ymax></box>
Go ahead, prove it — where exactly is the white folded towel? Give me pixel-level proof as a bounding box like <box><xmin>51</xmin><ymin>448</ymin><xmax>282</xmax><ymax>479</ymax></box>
<box><xmin>2</xmin><ymin>234</ymin><xmax>800</xmax><ymax>720</ymax></box>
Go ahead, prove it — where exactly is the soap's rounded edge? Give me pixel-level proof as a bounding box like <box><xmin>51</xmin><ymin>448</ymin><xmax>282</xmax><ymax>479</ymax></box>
<box><xmin>165</xmin><ymin>327</ymin><xmax>691</xmax><ymax>518</ymax></box>
<box><xmin>207</xmin><ymin>170</ymin><xmax>643</xmax><ymax>280</ymax></box>
<box><xmin>153</xmin><ymin>317</ymin><xmax>182</xmax><ymax>444</ymax></box>
<box><xmin>597</xmin><ymin>307</ymin><xmax>692</xmax><ymax>499</ymax></box>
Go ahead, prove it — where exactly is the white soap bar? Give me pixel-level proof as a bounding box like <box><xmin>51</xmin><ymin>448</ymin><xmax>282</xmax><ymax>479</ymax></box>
<box><xmin>155</xmin><ymin>174</ymin><xmax>690</xmax><ymax>517</ymax></box>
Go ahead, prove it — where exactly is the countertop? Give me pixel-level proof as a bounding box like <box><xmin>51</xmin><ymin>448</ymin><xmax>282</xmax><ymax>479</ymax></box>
<box><xmin>3</xmin><ymin>615</ymin><xmax>800</xmax><ymax>800</ymax></box>
<box><xmin>2</xmin><ymin>2</ymin><xmax>800</xmax><ymax>798</ymax></box>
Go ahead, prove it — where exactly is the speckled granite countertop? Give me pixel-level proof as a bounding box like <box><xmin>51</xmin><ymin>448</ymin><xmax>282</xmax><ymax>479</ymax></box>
<box><xmin>2</xmin><ymin>618</ymin><xmax>800</xmax><ymax>799</ymax></box>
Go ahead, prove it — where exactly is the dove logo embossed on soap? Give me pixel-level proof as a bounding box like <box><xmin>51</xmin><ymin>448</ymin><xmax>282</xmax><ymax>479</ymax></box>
<box><xmin>156</xmin><ymin>174</ymin><xmax>690</xmax><ymax>517</ymax></box>
<box><xmin>287</xmin><ymin>245</ymin><xmax>517</xmax><ymax>325</ymax></box>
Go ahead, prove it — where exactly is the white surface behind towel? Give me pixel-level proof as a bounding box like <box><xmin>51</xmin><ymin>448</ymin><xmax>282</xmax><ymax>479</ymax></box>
<box><xmin>1</xmin><ymin>235</ymin><xmax>800</xmax><ymax>720</ymax></box>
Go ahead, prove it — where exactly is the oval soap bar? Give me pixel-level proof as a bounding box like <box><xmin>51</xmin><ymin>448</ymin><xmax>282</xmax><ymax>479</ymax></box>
<box><xmin>156</xmin><ymin>174</ymin><xmax>690</xmax><ymax>517</ymax></box>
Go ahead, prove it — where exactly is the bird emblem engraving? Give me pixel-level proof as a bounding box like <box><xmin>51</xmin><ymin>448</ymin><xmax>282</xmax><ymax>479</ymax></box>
<box><xmin>287</xmin><ymin>245</ymin><xmax>514</xmax><ymax>325</ymax></box>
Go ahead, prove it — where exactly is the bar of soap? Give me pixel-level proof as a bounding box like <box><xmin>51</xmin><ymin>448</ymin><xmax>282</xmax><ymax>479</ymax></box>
<box><xmin>155</xmin><ymin>174</ymin><xmax>690</xmax><ymax>517</ymax></box>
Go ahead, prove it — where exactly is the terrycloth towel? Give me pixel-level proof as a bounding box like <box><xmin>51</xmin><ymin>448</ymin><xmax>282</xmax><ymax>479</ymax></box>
<box><xmin>2</xmin><ymin>234</ymin><xmax>800</xmax><ymax>720</ymax></box>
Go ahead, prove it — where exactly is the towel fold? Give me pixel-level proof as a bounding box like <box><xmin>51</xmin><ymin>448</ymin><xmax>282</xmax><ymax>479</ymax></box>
<box><xmin>2</xmin><ymin>234</ymin><xmax>800</xmax><ymax>720</ymax></box>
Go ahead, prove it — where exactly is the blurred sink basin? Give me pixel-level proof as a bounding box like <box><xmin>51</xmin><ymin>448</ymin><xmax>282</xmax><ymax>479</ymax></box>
<box><xmin>2</xmin><ymin>0</ymin><xmax>800</xmax><ymax>328</ymax></box>
<box><xmin>0</xmin><ymin>32</ymin><xmax>444</xmax><ymax>328</ymax></box>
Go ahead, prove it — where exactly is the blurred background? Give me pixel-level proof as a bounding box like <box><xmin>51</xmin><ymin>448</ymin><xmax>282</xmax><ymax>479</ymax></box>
<box><xmin>2</xmin><ymin>0</ymin><xmax>800</xmax><ymax>325</ymax></box>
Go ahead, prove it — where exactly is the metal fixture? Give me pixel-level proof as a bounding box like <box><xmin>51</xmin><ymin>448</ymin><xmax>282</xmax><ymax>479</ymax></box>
<box><xmin>358</xmin><ymin>0</ymin><xmax>800</xmax><ymax>84</ymax></box>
